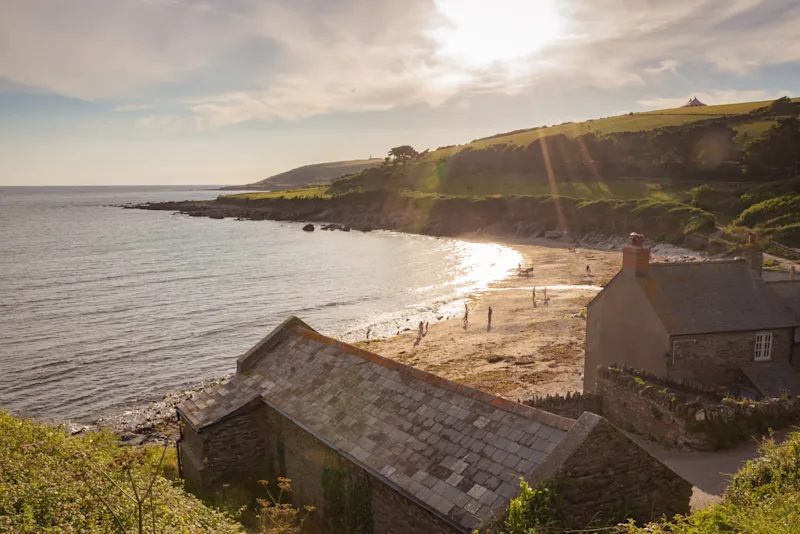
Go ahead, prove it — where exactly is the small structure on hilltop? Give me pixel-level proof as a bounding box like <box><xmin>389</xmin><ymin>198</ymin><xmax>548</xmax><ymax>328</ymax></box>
<box><xmin>176</xmin><ymin>316</ymin><xmax>690</xmax><ymax>533</ymax></box>
<box><xmin>584</xmin><ymin>233</ymin><xmax>800</xmax><ymax>398</ymax></box>
<box><xmin>681</xmin><ymin>96</ymin><xmax>707</xmax><ymax>107</ymax></box>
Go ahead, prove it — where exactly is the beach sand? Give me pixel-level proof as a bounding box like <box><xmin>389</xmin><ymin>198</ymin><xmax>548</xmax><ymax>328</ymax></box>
<box><xmin>357</xmin><ymin>236</ymin><xmax>708</xmax><ymax>401</ymax></box>
<box><xmin>356</xmin><ymin>238</ymin><xmax>623</xmax><ymax>400</ymax></box>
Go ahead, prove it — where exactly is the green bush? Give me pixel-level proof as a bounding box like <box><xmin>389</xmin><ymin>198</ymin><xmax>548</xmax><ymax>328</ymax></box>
<box><xmin>0</xmin><ymin>411</ymin><xmax>242</xmax><ymax>533</ymax></box>
<box><xmin>736</xmin><ymin>194</ymin><xmax>800</xmax><ymax>227</ymax></box>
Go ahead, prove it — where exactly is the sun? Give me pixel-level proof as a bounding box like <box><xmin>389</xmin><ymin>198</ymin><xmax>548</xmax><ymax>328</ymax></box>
<box><xmin>431</xmin><ymin>0</ymin><xmax>564</xmax><ymax>67</ymax></box>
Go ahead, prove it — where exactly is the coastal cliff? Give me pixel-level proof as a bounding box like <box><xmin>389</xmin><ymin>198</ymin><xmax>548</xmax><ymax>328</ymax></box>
<box><xmin>131</xmin><ymin>190</ymin><xmax>715</xmax><ymax>242</ymax></box>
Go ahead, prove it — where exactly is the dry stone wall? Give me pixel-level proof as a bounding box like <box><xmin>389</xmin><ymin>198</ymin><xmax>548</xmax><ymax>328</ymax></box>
<box><xmin>597</xmin><ymin>366</ymin><xmax>800</xmax><ymax>450</ymax></box>
<box><xmin>523</xmin><ymin>391</ymin><xmax>601</xmax><ymax>420</ymax></box>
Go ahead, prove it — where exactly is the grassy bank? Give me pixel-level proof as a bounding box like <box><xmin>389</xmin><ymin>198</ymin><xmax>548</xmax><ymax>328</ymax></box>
<box><xmin>0</xmin><ymin>411</ymin><xmax>242</xmax><ymax>533</ymax></box>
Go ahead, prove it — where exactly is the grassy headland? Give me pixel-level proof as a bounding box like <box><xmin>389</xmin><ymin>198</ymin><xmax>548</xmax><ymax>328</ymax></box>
<box><xmin>221</xmin><ymin>158</ymin><xmax>382</xmax><ymax>190</ymax></box>
<box><xmin>146</xmin><ymin>97</ymin><xmax>800</xmax><ymax>249</ymax></box>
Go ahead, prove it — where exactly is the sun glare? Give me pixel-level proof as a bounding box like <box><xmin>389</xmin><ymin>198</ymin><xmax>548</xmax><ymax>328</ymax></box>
<box><xmin>432</xmin><ymin>0</ymin><xmax>564</xmax><ymax>67</ymax></box>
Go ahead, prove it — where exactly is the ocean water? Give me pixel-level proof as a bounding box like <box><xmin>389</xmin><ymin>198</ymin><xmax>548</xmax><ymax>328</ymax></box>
<box><xmin>0</xmin><ymin>186</ymin><xmax>521</xmax><ymax>423</ymax></box>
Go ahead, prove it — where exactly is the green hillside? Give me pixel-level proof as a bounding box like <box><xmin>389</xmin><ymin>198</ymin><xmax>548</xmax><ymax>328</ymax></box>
<box><xmin>221</xmin><ymin>96</ymin><xmax>800</xmax><ymax>248</ymax></box>
<box><xmin>226</xmin><ymin>158</ymin><xmax>382</xmax><ymax>190</ymax></box>
<box><xmin>428</xmin><ymin>98</ymin><xmax>798</xmax><ymax>160</ymax></box>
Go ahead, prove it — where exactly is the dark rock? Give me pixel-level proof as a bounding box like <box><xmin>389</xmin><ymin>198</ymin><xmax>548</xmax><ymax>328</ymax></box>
<box><xmin>302</xmin><ymin>224</ymin><xmax>315</xmax><ymax>232</ymax></box>
<box><xmin>341</xmin><ymin>226</ymin><xmax>351</xmax><ymax>232</ymax></box>
<box><xmin>120</xmin><ymin>435</ymin><xmax>147</xmax><ymax>447</ymax></box>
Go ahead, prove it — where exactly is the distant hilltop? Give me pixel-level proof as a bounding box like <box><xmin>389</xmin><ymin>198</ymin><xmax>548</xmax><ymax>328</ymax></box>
<box><xmin>221</xmin><ymin>158</ymin><xmax>383</xmax><ymax>191</ymax></box>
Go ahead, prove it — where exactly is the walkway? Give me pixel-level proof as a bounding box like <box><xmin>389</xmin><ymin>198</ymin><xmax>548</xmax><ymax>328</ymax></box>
<box><xmin>632</xmin><ymin>430</ymin><xmax>791</xmax><ymax>510</ymax></box>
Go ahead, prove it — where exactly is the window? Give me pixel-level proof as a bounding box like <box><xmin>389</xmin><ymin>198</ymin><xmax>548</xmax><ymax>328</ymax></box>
<box><xmin>754</xmin><ymin>332</ymin><xmax>773</xmax><ymax>361</ymax></box>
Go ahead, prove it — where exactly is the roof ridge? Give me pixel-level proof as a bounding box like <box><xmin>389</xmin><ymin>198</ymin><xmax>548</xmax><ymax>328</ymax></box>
<box><xmin>290</xmin><ymin>325</ymin><xmax>574</xmax><ymax>431</ymax></box>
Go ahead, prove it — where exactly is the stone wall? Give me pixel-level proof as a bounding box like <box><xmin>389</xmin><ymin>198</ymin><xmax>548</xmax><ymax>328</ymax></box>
<box><xmin>597</xmin><ymin>366</ymin><xmax>800</xmax><ymax>450</ymax></box>
<box><xmin>523</xmin><ymin>391</ymin><xmax>601</xmax><ymax>420</ymax></box>
<box><xmin>529</xmin><ymin>412</ymin><xmax>691</xmax><ymax>528</ymax></box>
<box><xmin>668</xmin><ymin>329</ymin><xmax>794</xmax><ymax>389</ymax></box>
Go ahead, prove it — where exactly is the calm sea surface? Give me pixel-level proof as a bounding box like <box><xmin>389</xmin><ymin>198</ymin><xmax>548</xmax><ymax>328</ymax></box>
<box><xmin>0</xmin><ymin>186</ymin><xmax>520</xmax><ymax>422</ymax></box>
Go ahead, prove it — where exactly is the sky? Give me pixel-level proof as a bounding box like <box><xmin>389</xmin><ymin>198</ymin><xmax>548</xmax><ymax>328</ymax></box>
<box><xmin>1</xmin><ymin>0</ymin><xmax>799</xmax><ymax>186</ymax></box>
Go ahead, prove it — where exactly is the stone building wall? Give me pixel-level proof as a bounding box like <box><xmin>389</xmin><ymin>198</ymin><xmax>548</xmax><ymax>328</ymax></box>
<box><xmin>529</xmin><ymin>412</ymin><xmax>691</xmax><ymax>529</ymax></box>
<box><xmin>180</xmin><ymin>403</ymin><xmax>272</xmax><ymax>493</ymax></box>
<box><xmin>668</xmin><ymin>329</ymin><xmax>794</xmax><ymax>388</ymax></box>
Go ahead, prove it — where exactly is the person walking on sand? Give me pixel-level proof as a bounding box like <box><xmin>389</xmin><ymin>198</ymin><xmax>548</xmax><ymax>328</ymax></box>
<box><xmin>487</xmin><ymin>306</ymin><xmax>493</xmax><ymax>332</ymax></box>
<box><xmin>418</xmin><ymin>321</ymin><xmax>424</xmax><ymax>340</ymax></box>
<box><xmin>463</xmin><ymin>303</ymin><xmax>469</xmax><ymax>329</ymax></box>
<box><xmin>543</xmin><ymin>287</ymin><xmax>548</xmax><ymax>305</ymax></box>
<box><xmin>532</xmin><ymin>287</ymin><xmax>537</xmax><ymax>308</ymax></box>
<box><xmin>586</xmin><ymin>264</ymin><xmax>592</xmax><ymax>276</ymax></box>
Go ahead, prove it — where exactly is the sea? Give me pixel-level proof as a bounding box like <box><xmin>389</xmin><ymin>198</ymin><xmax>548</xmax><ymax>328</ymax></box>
<box><xmin>0</xmin><ymin>186</ymin><xmax>521</xmax><ymax>423</ymax></box>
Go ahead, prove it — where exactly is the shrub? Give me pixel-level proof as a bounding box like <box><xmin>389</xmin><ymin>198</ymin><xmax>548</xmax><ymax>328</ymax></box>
<box><xmin>0</xmin><ymin>411</ymin><xmax>242</xmax><ymax>533</ymax></box>
<box><xmin>735</xmin><ymin>194</ymin><xmax>800</xmax><ymax>227</ymax></box>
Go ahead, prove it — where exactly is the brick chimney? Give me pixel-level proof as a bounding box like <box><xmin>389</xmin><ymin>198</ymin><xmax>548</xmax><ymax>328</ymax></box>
<box><xmin>741</xmin><ymin>232</ymin><xmax>763</xmax><ymax>275</ymax></box>
<box><xmin>622</xmin><ymin>233</ymin><xmax>650</xmax><ymax>277</ymax></box>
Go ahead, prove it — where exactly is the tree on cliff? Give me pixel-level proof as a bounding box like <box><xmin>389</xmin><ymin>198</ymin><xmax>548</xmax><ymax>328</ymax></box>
<box><xmin>388</xmin><ymin>145</ymin><xmax>419</xmax><ymax>166</ymax></box>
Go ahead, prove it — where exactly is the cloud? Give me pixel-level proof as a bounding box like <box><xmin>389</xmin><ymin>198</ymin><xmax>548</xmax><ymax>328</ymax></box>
<box><xmin>637</xmin><ymin>89</ymin><xmax>792</xmax><ymax>109</ymax></box>
<box><xmin>115</xmin><ymin>104</ymin><xmax>153</xmax><ymax>112</ymax></box>
<box><xmin>644</xmin><ymin>60</ymin><xmax>679</xmax><ymax>75</ymax></box>
<box><xmin>2</xmin><ymin>0</ymin><xmax>800</xmax><ymax>128</ymax></box>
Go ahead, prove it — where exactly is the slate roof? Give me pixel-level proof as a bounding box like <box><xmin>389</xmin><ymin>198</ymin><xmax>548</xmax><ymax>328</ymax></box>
<box><xmin>177</xmin><ymin>317</ymin><xmax>573</xmax><ymax>532</ymax></box>
<box><xmin>741</xmin><ymin>361</ymin><xmax>800</xmax><ymax>398</ymax></box>
<box><xmin>636</xmin><ymin>260</ymin><xmax>797</xmax><ymax>335</ymax></box>
<box><xmin>766</xmin><ymin>280</ymin><xmax>800</xmax><ymax>323</ymax></box>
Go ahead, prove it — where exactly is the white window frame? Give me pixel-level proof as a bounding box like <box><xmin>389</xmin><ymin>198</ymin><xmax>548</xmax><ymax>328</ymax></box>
<box><xmin>754</xmin><ymin>332</ymin><xmax>773</xmax><ymax>362</ymax></box>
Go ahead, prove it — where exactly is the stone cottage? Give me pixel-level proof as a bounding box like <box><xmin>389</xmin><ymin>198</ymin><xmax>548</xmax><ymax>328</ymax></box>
<box><xmin>177</xmin><ymin>316</ymin><xmax>691</xmax><ymax>533</ymax></box>
<box><xmin>585</xmin><ymin>233</ymin><xmax>800</xmax><ymax>397</ymax></box>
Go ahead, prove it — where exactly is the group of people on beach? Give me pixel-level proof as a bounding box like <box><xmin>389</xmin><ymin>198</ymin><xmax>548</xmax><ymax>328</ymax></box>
<box><xmin>463</xmin><ymin>302</ymin><xmax>493</xmax><ymax>332</ymax></box>
<box><xmin>404</xmin><ymin>259</ymin><xmax>593</xmax><ymax>344</ymax></box>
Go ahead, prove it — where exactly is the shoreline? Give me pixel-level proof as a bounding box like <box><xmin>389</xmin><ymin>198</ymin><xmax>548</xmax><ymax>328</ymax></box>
<box><xmin>68</xmin><ymin>229</ymin><xmax>707</xmax><ymax>445</ymax></box>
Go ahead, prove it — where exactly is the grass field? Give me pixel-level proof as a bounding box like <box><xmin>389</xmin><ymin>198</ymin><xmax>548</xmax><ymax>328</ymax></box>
<box><xmin>222</xmin><ymin>185</ymin><xmax>331</xmax><ymax>200</ymax></box>
<box><xmin>427</xmin><ymin>98</ymin><xmax>798</xmax><ymax>160</ymax></box>
<box><xmin>247</xmin><ymin>158</ymin><xmax>382</xmax><ymax>188</ymax></box>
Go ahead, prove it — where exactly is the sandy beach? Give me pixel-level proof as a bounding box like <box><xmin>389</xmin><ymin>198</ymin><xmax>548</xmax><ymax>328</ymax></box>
<box><xmin>357</xmin><ymin>235</ymin><xmax>702</xmax><ymax>401</ymax></box>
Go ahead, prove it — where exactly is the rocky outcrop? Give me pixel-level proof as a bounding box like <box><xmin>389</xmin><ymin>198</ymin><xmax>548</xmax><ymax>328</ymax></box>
<box><xmin>302</xmin><ymin>224</ymin><xmax>315</xmax><ymax>232</ymax></box>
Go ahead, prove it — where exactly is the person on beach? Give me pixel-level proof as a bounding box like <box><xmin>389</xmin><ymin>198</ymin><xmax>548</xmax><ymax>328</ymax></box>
<box><xmin>463</xmin><ymin>303</ymin><xmax>469</xmax><ymax>329</ymax></box>
<box><xmin>586</xmin><ymin>264</ymin><xmax>592</xmax><ymax>276</ymax></box>
<box><xmin>366</xmin><ymin>327</ymin><xmax>371</xmax><ymax>340</ymax></box>
<box><xmin>532</xmin><ymin>287</ymin><xmax>537</xmax><ymax>308</ymax></box>
<box><xmin>418</xmin><ymin>321</ymin><xmax>424</xmax><ymax>339</ymax></box>
<box><xmin>425</xmin><ymin>322</ymin><xmax>429</xmax><ymax>335</ymax></box>
<box><xmin>543</xmin><ymin>287</ymin><xmax>548</xmax><ymax>305</ymax></box>
<box><xmin>487</xmin><ymin>306</ymin><xmax>493</xmax><ymax>331</ymax></box>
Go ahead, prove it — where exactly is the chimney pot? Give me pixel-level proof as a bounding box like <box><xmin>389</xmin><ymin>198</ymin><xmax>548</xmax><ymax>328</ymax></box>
<box><xmin>623</xmin><ymin>233</ymin><xmax>650</xmax><ymax>276</ymax></box>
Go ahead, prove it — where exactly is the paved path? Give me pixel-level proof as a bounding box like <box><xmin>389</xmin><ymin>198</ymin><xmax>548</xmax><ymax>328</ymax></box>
<box><xmin>632</xmin><ymin>430</ymin><xmax>791</xmax><ymax>510</ymax></box>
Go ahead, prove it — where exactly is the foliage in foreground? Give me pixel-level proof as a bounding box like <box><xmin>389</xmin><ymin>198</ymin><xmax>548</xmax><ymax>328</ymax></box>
<box><xmin>0</xmin><ymin>411</ymin><xmax>242</xmax><ymax>533</ymax></box>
